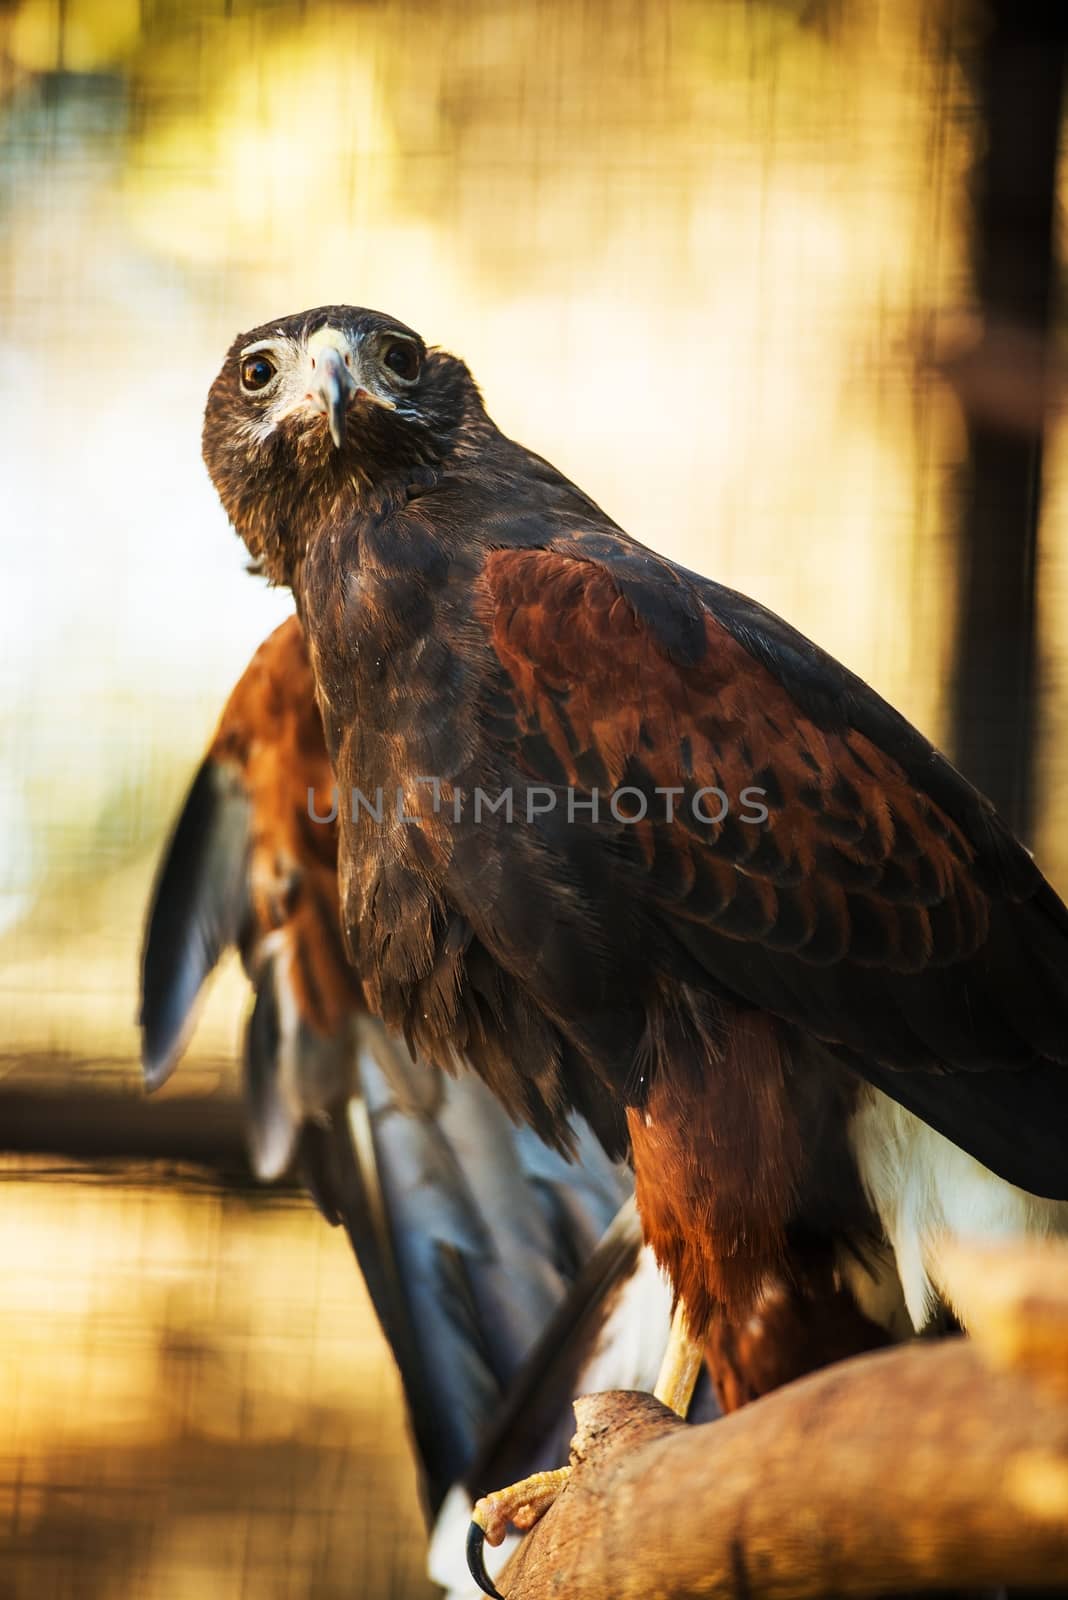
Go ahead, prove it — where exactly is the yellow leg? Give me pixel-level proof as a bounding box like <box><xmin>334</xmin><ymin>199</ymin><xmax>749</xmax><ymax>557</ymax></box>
<box><xmin>653</xmin><ymin>1298</ymin><xmax>703</xmax><ymax>1417</ymax></box>
<box><xmin>471</xmin><ymin>1464</ymin><xmax>572</xmax><ymax>1546</ymax></box>
<box><xmin>468</xmin><ymin>1466</ymin><xmax>572</xmax><ymax>1597</ymax></box>
<box><xmin>467</xmin><ymin>1300</ymin><xmax>704</xmax><ymax>1597</ymax></box>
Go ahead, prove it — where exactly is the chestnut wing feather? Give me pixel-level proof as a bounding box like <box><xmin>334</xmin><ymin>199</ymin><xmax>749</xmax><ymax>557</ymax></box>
<box><xmin>473</xmin><ymin>542</ymin><xmax>1068</xmax><ymax>1196</ymax></box>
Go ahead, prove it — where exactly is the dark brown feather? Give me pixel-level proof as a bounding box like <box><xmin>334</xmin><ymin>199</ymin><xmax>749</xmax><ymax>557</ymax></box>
<box><xmin>201</xmin><ymin>305</ymin><xmax>1068</xmax><ymax>1361</ymax></box>
<box><xmin>704</xmin><ymin>1267</ymin><xmax>893</xmax><ymax>1413</ymax></box>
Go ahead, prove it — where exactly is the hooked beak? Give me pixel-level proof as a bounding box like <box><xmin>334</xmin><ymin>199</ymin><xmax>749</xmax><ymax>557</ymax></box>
<box><xmin>311</xmin><ymin>345</ymin><xmax>354</xmax><ymax>450</ymax></box>
<box><xmin>307</xmin><ymin>340</ymin><xmax>398</xmax><ymax>450</ymax></box>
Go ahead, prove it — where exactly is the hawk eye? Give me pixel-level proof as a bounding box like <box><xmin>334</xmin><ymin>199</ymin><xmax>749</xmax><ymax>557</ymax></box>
<box><xmin>241</xmin><ymin>354</ymin><xmax>277</xmax><ymax>392</ymax></box>
<box><xmin>382</xmin><ymin>340</ymin><xmax>420</xmax><ymax>382</ymax></box>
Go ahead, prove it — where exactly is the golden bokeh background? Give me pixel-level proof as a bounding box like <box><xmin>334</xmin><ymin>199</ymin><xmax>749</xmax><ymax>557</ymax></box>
<box><xmin>0</xmin><ymin>0</ymin><xmax>1064</xmax><ymax>1594</ymax></box>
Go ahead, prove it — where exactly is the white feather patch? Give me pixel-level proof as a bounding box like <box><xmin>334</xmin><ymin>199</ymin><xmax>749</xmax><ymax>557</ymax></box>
<box><xmin>577</xmin><ymin>1240</ymin><xmax>675</xmax><ymax>1396</ymax></box>
<box><xmin>849</xmin><ymin>1085</ymin><xmax>1068</xmax><ymax>1330</ymax></box>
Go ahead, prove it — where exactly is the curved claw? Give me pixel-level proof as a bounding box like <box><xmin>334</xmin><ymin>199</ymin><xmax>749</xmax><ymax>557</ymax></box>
<box><xmin>467</xmin><ymin>1519</ymin><xmax>505</xmax><ymax>1599</ymax></box>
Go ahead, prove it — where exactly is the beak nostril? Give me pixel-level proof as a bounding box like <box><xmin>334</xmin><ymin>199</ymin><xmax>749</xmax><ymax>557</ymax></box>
<box><xmin>305</xmin><ymin>341</ymin><xmax>354</xmax><ymax>446</ymax></box>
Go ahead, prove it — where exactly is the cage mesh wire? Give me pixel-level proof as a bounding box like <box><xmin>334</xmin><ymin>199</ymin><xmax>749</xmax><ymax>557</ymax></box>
<box><xmin>1</xmin><ymin>0</ymin><xmax>1066</xmax><ymax>1594</ymax></box>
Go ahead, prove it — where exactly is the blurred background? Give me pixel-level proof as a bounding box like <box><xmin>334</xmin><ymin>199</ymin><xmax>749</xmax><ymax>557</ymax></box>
<box><xmin>0</xmin><ymin>0</ymin><xmax>1065</xmax><ymax>1594</ymax></box>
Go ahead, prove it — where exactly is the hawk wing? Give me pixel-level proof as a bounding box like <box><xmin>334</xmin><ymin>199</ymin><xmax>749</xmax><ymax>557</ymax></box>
<box><xmin>309</xmin><ymin>1023</ymin><xmax>629</xmax><ymax>1514</ymax></box>
<box><xmin>139</xmin><ymin>614</ymin><xmax>632</xmax><ymax>1514</ymax></box>
<box><xmin>140</xmin><ymin>614</ymin><xmax>356</xmax><ymax>1177</ymax></box>
<box><xmin>461</xmin><ymin>535</ymin><xmax>1068</xmax><ymax>1199</ymax></box>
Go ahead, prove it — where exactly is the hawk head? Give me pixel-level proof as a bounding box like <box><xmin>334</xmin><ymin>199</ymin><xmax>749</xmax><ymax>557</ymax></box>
<box><xmin>203</xmin><ymin>305</ymin><xmax>481</xmax><ymax>584</ymax></box>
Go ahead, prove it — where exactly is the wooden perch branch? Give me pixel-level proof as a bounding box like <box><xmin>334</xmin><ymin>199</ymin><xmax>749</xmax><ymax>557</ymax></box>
<box><xmin>499</xmin><ymin>1243</ymin><xmax>1068</xmax><ymax>1599</ymax></box>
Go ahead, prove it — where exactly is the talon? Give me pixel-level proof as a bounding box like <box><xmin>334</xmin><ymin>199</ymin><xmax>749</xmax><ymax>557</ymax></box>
<box><xmin>465</xmin><ymin>1465</ymin><xmax>571</xmax><ymax>1595</ymax></box>
<box><xmin>467</xmin><ymin>1517</ymin><xmax>505</xmax><ymax>1599</ymax></box>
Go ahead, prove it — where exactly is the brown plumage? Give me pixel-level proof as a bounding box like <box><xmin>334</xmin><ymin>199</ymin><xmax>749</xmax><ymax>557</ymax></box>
<box><xmin>213</xmin><ymin>616</ymin><xmax>358</xmax><ymax>1043</ymax></box>
<box><xmin>703</xmin><ymin>1271</ymin><xmax>893</xmax><ymax>1414</ymax></box>
<box><xmin>201</xmin><ymin>305</ymin><xmax>1068</xmax><ymax>1362</ymax></box>
<box><xmin>139</xmin><ymin>616</ymin><xmax>645</xmax><ymax>1521</ymax></box>
<box><xmin>140</xmin><ymin>614</ymin><xmax>362</xmax><ymax>1175</ymax></box>
<box><xmin>626</xmin><ymin>1012</ymin><xmax>804</xmax><ymax>1329</ymax></box>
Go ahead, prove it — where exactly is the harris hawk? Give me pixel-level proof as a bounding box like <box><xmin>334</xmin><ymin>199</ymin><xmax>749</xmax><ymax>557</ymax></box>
<box><xmin>201</xmin><ymin>307</ymin><xmax>1068</xmax><ymax>1592</ymax></box>
<box><xmin>138</xmin><ymin>614</ymin><xmax>650</xmax><ymax>1538</ymax></box>
<box><xmin>139</xmin><ymin>614</ymin><xmax>880</xmax><ymax>1590</ymax></box>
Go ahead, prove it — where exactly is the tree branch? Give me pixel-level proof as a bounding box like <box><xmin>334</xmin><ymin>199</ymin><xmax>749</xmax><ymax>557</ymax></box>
<box><xmin>499</xmin><ymin>1245</ymin><xmax>1068</xmax><ymax>1599</ymax></box>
